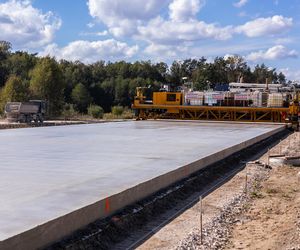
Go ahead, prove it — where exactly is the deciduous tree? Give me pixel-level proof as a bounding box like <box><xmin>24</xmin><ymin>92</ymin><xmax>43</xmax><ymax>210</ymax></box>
<box><xmin>30</xmin><ymin>57</ymin><xmax>65</xmax><ymax>116</ymax></box>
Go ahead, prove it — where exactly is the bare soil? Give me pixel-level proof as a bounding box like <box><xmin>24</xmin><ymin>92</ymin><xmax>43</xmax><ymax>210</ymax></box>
<box><xmin>226</xmin><ymin>164</ymin><xmax>300</xmax><ymax>250</ymax></box>
<box><xmin>226</xmin><ymin>133</ymin><xmax>300</xmax><ymax>250</ymax></box>
<box><xmin>138</xmin><ymin>132</ymin><xmax>300</xmax><ymax>250</ymax></box>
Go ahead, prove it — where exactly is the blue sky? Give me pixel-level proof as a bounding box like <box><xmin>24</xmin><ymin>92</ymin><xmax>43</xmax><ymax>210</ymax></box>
<box><xmin>0</xmin><ymin>0</ymin><xmax>300</xmax><ymax>81</ymax></box>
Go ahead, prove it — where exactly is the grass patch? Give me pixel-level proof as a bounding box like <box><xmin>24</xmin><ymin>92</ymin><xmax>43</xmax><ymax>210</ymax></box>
<box><xmin>103</xmin><ymin>109</ymin><xmax>134</xmax><ymax>120</ymax></box>
<box><xmin>266</xmin><ymin>188</ymin><xmax>279</xmax><ymax>194</ymax></box>
<box><xmin>250</xmin><ymin>191</ymin><xmax>264</xmax><ymax>199</ymax></box>
<box><xmin>282</xmin><ymin>193</ymin><xmax>292</xmax><ymax>199</ymax></box>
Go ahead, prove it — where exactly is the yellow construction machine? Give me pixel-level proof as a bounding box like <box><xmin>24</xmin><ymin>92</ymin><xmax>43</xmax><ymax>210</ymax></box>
<box><xmin>132</xmin><ymin>87</ymin><xmax>300</xmax><ymax>129</ymax></box>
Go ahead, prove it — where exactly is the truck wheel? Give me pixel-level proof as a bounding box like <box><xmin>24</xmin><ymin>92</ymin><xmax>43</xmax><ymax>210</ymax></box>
<box><xmin>39</xmin><ymin>115</ymin><xmax>44</xmax><ymax>123</ymax></box>
<box><xmin>26</xmin><ymin>115</ymin><xmax>32</xmax><ymax>123</ymax></box>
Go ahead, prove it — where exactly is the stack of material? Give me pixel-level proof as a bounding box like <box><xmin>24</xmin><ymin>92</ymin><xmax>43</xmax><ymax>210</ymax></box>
<box><xmin>204</xmin><ymin>92</ymin><xmax>224</xmax><ymax>106</ymax></box>
<box><xmin>224</xmin><ymin>92</ymin><xmax>234</xmax><ymax>99</ymax></box>
<box><xmin>234</xmin><ymin>93</ymin><xmax>250</xmax><ymax>101</ymax></box>
<box><xmin>223</xmin><ymin>92</ymin><xmax>235</xmax><ymax>106</ymax></box>
<box><xmin>251</xmin><ymin>91</ymin><xmax>268</xmax><ymax>107</ymax></box>
<box><xmin>267</xmin><ymin>93</ymin><xmax>284</xmax><ymax>107</ymax></box>
<box><xmin>184</xmin><ymin>91</ymin><xmax>204</xmax><ymax>105</ymax></box>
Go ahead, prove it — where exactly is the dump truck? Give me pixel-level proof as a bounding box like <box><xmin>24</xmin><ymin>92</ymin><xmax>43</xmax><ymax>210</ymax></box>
<box><xmin>5</xmin><ymin>100</ymin><xmax>46</xmax><ymax>123</ymax></box>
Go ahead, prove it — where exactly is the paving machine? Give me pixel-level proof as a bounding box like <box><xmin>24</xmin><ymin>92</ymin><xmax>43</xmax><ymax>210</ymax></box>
<box><xmin>132</xmin><ymin>87</ymin><xmax>300</xmax><ymax>129</ymax></box>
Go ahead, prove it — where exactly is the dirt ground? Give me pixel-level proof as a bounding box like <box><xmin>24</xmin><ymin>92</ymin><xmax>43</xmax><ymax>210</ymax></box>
<box><xmin>138</xmin><ymin>132</ymin><xmax>300</xmax><ymax>250</ymax></box>
<box><xmin>226</xmin><ymin>164</ymin><xmax>300</xmax><ymax>250</ymax></box>
<box><xmin>226</xmin><ymin>133</ymin><xmax>300</xmax><ymax>250</ymax></box>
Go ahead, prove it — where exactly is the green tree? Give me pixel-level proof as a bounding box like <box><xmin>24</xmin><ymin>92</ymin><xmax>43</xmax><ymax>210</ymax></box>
<box><xmin>114</xmin><ymin>77</ymin><xmax>130</xmax><ymax>106</ymax></box>
<box><xmin>30</xmin><ymin>57</ymin><xmax>65</xmax><ymax>116</ymax></box>
<box><xmin>209</xmin><ymin>57</ymin><xmax>228</xmax><ymax>83</ymax></box>
<box><xmin>168</xmin><ymin>60</ymin><xmax>183</xmax><ymax>84</ymax></box>
<box><xmin>0</xmin><ymin>41</ymin><xmax>11</xmax><ymax>87</ymax></box>
<box><xmin>101</xmin><ymin>78</ymin><xmax>115</xmax><ymax>111</ymax></box>
<box><xmin>90</xmin><ymin>61</ymin><xmax>107</xmax><ymax>83</ymax></box>
<box><xmin>71</xmin><ymin>83</ymin><xmax>92</xmax><ymax>112</ymax></box>
<box><xmin>8</xmin><ymin>51</ymin><xmax>37</xmax><ymax>80</ymax></box>
<box><xmin>225</xmin><ymin>55</ymin><xmax>247</xmax><ymax>82</ymax></box>
<box><xmin>277</xmin><ymin>72</ymin><xmax>286</xmax><ymax>84</ymax></box>
<box><xmin>191</xmin><ymin>58</ymin><xmax>209</xmax><ymax>90</ymax></box>
<box><xmin>0</xmin><ymin>75</ymin><xmax>29</xmax><ymax>110</ymax></box>
<box><xmin>253</xmin><ymin>64</ymin><xmax>270</xmax><ymax>83</ymax></box>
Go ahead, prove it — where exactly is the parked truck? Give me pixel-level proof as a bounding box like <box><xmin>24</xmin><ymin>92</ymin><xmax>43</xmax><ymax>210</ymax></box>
<box><xmin>5</xmin><ymin>100</ymin><xmax>47</xmax><ymax>123</ymax></box>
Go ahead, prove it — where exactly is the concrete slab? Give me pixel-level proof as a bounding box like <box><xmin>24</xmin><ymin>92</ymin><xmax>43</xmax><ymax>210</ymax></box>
<box><xmin>0</xmin><ymin>121</ymin><xmax>285</xmax><ymax>249</ymax></box>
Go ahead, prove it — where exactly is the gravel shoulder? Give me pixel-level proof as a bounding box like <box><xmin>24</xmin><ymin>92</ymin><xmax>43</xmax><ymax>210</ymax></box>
<box><xmin>138</xmin><ymin>132</ymin><xmax>300</xmax><ymax>250</ymax></box>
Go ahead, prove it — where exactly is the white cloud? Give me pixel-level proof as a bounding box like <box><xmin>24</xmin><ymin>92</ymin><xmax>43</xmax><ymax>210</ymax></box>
<box><xmin>224</xmin><ymin>54</ymin><xmax>236</xmax><ymax>60</ymax></box>
<box><xmin>144</xmin><ymin>43</ymin><xmax>189</xmax><ymax>61</ymax></box>
<box><xmin>0</xmin><ymin>0</ymin><xmax>61</xmax><ymax>49</ymax></box>
<box><xmin>137</xmin><ymin>12</ymin><xmax>293</xmax><ymax>51</ymax></box>
<box><xmin>79</xmin><ymin>30</ymin><xmax>108</xmax><ymax>36</ymax></box>
<box><xmin>87</xmin><ymin>22</ymin><xmax>95</xmax><ymax>28</ymax></box>
<box><xmin>274</xmin><ymin>37</ymin><xmax>294</xmax><ymax>45</ymax></box>
<box><xmin>238</xmin><ymin>11</ymin><xmax>247</xmax><ymax>17</ymax></box>
<box><xmin>138</xmin><ymin>17</ymin><xmax>234</xmax><ymax>44</ymax></box>
<box><xmin>88</xmin><ymin>0</ymin><xmax>166</xmax><ymax>21</ymax></box>
<box><xmin>87</xmin><ymin>0</ymin><xmax>294</xmax><ymax>60</ymax></box>
<box><xmin>169</xmin><ymin>0</ymin><xmax>205</xmax><ymax>21</ymax></box>
<box><xmin>41</xmin><ymin>39</ymin><xmax>138</xmax><ymax>63</ymax></box>
<box><xmin>87</xmin><ymin>0</ymin><xmax>169</xmax><ymax>37</ymax></box>
<box><xmin>246</xmin><ymin>45</ymin><xmax>298</xmax><ymax>61</ymax></box>
<box><xmin>94</xmin><ymin>31</ymin><xmax>108</xmax><ymax>36</ymax></box>
<box><xmin>233</xmin><ymin>0</ymin><xmax>248</xmax><ymax>8</ymax></box>
<box><xmin>236</xmin><ymin>15</ymin><xmax>292</xmax><ymax>37</ymax></box>
<box><xmin>279</xmin><ymin>68</ymin><xmax>300</xmax><ymax>82</ymax></box>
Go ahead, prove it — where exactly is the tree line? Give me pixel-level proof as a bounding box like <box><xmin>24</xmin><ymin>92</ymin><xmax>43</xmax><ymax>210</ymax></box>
<box><xmin>0</xmin><ymin>41</ymin><xmax>287</xmax><ymax>117</ymax></box>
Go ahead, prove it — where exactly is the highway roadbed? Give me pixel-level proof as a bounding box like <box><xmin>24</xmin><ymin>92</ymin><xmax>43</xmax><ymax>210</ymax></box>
<box><xmin>0</xmin><ymin>121</ymin><xmax>286</xmax><ymax>249</ymax></box>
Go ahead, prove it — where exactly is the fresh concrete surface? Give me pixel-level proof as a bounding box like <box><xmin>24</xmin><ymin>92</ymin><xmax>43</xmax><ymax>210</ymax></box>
<box><xmin>0</xmin><ymin>121</ymin><xmax>285</xmax><ymax>249</ymax></box>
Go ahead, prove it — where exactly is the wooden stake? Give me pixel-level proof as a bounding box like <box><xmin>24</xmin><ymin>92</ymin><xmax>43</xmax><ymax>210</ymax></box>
<box><xmin>245</xmin><ymin>172</ymin><xmax>248</xmax><ymax>194</ymax></box>
<box><xmin>279</xmin><ymin>140</ymin><xmax>282</xmax><ymax>154</ymax></box>
<box><xmin>199</xmin><ymin>196</ymin><xmax>203</xmax><ymax>245</ymax></box>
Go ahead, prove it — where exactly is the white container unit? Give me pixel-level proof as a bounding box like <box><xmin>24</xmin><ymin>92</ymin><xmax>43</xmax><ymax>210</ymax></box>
<box><xmin>250</xmin><ymin>91</ymin><xmax>268</xmax><ymax>107</ymax></box>
<box><xmin>185</xmin><ymin>91</ymin><xmax>204</xmax><ymax>105</ymax></box>
<box><xmin>204</xmin><ymin>92</ymin><xmax>224</xmax><ymax>106</ymax></box>
<box><xmin>234</xmin><ymin>93</ymin><xmax>251</xmax><ymax>101</ymax></box>
<box><xmin>267</xmin><ymin>93</ymin><xmax>284</xmax><ymax>107</ymax></box>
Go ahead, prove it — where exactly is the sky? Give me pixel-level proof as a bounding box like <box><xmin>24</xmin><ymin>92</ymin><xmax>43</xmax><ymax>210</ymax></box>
<box><xmin>0</xmin><ymin>0</ymin><xmax>300</xmax><ymax>81</ymax></box>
